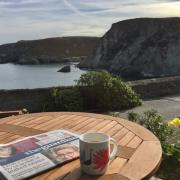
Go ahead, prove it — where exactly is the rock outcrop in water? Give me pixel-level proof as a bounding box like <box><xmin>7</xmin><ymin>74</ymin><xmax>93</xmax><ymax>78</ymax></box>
<box><xmin>79</xmin><ymin>18</ymin><xmax>180</xmax><ymax>80</ymax></box>
<box><xmin>58</xmin><ymin>65</ymin><xmax>71</xmax><ymax>73</ymax></box>
<box><xmin>0</xmin><ymin>37</ymin><xmax>99</xmax><ymax>64</ymax></box>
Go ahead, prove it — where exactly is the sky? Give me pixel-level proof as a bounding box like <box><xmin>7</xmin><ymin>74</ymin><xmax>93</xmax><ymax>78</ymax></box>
<box><xmin>0</xmin><ymin>0</ymin><xmax>180</xmax><ymax>45</ymax></box>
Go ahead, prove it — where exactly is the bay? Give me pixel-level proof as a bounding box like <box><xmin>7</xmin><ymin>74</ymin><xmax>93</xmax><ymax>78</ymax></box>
<box><xmin>0</xmin><ymin>63</ymin><xmax>86</xmax><ymax>89</ymax></box>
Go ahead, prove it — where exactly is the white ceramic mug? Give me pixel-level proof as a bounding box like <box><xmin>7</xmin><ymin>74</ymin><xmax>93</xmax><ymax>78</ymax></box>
<box><xmin>79</xmin><ymin>132</ymin><xmax>118</xmax><ymax>175</ymax></box>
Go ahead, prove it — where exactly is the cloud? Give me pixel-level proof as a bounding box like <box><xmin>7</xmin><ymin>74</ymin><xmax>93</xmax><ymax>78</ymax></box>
<box><xmin>0</xmin><ymin>0</ymin><xmax>180</xmax><ymax>44</ymax></box>
<box><xmin>62</xmin><ymin>0</ymin><xmax>85</xmax><ymax>17</ymax></box>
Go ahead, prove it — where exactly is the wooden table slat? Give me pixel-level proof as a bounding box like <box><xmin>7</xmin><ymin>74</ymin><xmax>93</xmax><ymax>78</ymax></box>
<box><xmin>34</xmin><ymin>115</ymin><xmax>78</xmax><ymax>129</ymax></box>
<box><xmin>105</xmin><ymin>158</ymin><xmax>127</xmax><ymax>175</ymax></box>
<box><xmin>73</xmin><ymin>119</ymin><xmax>111</xmax><ymax>132</ymax></box>
<box><xmin>74</xmin><ymin>118</ymin><xmax>103</xmax><ymax>133</ymax></box>
<box><xmin>106</xmin><ymin>124</ymin><xmax>123</xmax><ymax>137</ymax></box>
<box><xmin>0</xmin><ymin>123</ymin><xmax>45</xmax><ymax>136</ymax></box>
<box><xmin>23</xmin><ymin>115</ymin><xmax>58</xmax><ymax>126</ymax></box>
<box><xmin>26</xmin><ymin>115</ymin><xmax>70</xmax><ymax>129</ymax></box>
<box><xmin>5</xmin><ymin>116</ymin><xmax>33</xmax><ymax>124</ymax></box>
<box><xmin>64</xmin><ymin>117</ymin><xmax>96</xmax><ymax>132</ymax></box>
<box><xmin>126</xmin><ymin>136</ymin><xmax>143</xmax><ymax>149</ymax></box>
<box><xmin>118</xmin><ymin>132</ymin><xmax>136</xmax><ymax>146</ymax></box>
<box><xmin>1</xmin><ymin>135</ymin><xmax>22</xmax><ymax>144</ymax></box>
<box><xmin>0</xmin><ymin>132</ymin><xmax>14</xmax><ymax>141</ymax></box>
<box><xmin>97</xmin><ymin>121</ymin><xmax>118</xmax><ymax>133</ymax></box>
<box><xmin>113</xmin><ymin>127</ymin><xmax>129</xmax><ymax>142</ymax></box>
<box><xmin>64</xmin><ymin>117</ymin><xmax>96</xmax><ymax>130</ymax></box>
<box><xmin>119</xmin><ymin>141</ymin><xmax>162</xmax><ymax>180</ymax></box>
<box><xmin>10</xmin><ymin>117</ymin><xmax>37</xmax><ymax>125</ymax></box>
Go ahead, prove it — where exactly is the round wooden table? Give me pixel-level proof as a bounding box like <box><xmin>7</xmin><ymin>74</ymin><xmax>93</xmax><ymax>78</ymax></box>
<box><xmin>0</xmin><ymin>112</ymin><xmax>162</xmax><ymax>180</ymax></box>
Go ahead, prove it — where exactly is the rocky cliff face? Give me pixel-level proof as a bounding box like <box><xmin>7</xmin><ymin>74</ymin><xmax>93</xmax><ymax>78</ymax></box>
<box><xmin>0</xmin><ymin>37</ymin><xmax>99</xmax><ymax>64</ymax></box>
<box><xmin>79</xmin><ymin>18</ymin><xmax>180</xmax><ymax>79</ymax></box>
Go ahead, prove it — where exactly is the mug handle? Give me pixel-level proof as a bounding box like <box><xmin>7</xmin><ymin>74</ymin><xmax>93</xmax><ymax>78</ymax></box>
<box><xmin>109</xmin><ymin>138</ymin><xmax>118</xmax><ymax>160</ymax></box>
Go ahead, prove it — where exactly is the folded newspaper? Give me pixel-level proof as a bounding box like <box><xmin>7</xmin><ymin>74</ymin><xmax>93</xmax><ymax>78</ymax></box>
<box><xmin>0</xmin><ymin>129</ymin><xmax>79</xmax><ymax>180</ymax></box>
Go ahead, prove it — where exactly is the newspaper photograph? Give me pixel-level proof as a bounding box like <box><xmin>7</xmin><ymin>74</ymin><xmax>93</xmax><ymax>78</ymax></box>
<box><xmin>0</xmin><ymin>129</ymin><xmax>79</xmax><ymax>180</ymax></box>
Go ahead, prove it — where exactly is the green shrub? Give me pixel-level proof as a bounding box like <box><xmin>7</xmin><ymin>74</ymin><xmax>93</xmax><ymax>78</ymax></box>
<box><xmin>128</xmin><ymin>110</ymin><xmax>180</xmax><ymax>179</ymax></box>
<box><xmin>52</xmin><ymin>87</ymin><xmax>83</xmax><ymax>111</ymax></box>
<box><xmin>77</xmin><ymin>71</ymin><xmax>141</xmax><ymax>111</ymax></box>
<box><xmin>51</xmin><ymin>71</ymin><xmax>141</xmax><ymax>112</ymax></box>
<box><xmin>128</xmin><ymin>110</ymin><xmax>173</xmax><ymax>144</ymax></box>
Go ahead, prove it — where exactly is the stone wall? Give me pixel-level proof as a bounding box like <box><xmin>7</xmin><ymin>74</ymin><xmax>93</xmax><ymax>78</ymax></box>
<box><xmin>129</xmin><ymin>76</ymin><xmax>180</xmax><ymax>99</ymax></box>
<box><xmin>0</xmin><ymin>88</ymin><xmax>55</xmax><ymax>112</ymax></box>
<box><xmin>0</xmin><ymin>76</ymin><xmax>179</xmax><ymax>112</ymax></box>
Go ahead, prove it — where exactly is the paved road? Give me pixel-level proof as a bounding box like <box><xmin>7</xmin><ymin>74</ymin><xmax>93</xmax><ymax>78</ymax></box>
<box><xmin>117</xmin><ymin>94</ymin><xmax>180</xmax><ymax>121</ymax></box>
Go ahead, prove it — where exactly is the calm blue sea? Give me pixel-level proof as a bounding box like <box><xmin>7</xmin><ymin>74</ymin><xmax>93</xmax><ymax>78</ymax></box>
<box><xmin>0</xmin><ymin>63</ymin><xmax>86</xmax><ymax>89</ymax></box>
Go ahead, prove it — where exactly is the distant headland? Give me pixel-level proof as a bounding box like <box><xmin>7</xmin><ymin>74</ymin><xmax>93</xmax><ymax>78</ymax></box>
<box><xmin>0</xmin><ymin>36</ymin><xmax>99</xmax><ymax>64</ymax></box>
<box><xmin>79</xmin><ymin>17</ymin><xmax>180</xmax><ymax>80</ymax></box>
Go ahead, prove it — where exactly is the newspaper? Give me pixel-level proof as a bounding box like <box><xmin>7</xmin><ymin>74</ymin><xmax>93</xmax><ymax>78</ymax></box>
<box><xmin>0</xmin><ymin>129</ymin><xmax>79</xmax><ymax>180</ymax></box>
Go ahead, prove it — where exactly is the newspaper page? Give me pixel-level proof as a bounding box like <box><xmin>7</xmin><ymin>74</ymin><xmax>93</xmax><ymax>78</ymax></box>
<box><xmin>0</xmin><ymin>129</ymin><xmax>79</xmax><ymax>180</ymax></box>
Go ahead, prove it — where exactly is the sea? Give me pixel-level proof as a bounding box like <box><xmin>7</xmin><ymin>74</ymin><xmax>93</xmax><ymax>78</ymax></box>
<box><xmin>0</xmin><ymin>63</ymin><xmax>87</xmax><ymax>89</ymax></box>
